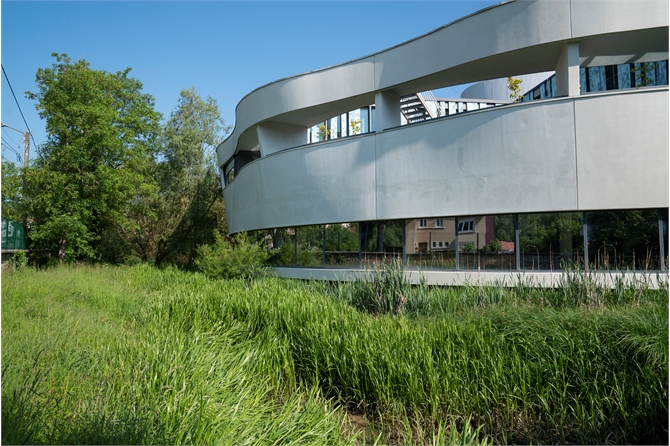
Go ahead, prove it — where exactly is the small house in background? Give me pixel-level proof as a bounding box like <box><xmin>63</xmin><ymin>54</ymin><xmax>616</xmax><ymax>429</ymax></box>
<box><xmin>499</xmin><ymin>241</ymin><xmax>515</xmax><ymax>253</ymax></box>
<box><xmin>405</xmin><ymin>216</ymin><xmax>495</xmax><ymax>254</ymax></box>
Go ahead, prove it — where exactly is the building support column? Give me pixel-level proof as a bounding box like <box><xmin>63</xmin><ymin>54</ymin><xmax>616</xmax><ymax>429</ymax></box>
<box><xmin>402</xmin><ymin>220</ymin><xmax>407</xmax><ymax>266</ymax></box>
<box><xmin>294</xmin><ymin>227</ymin><xmax>298</xmax><ymax>267</ymax></box>
<box><xmin>358</xmin><ymin>223</ymin><xmax>363</xmax><ymax>269</ymax></box>
<box><xmin>455</xmin><ymin>217</ymin><xmax>460</xmax><ymax>271</ymax></box>
<box><xmin>375</xmin><ymin>90</ymin><xmax>401</xmax><ymax>132</ymax></box>
<box><xmin>257</xmin><ymin>122</ymin><xmax>308</xmax><ymax>157</ymax></box>
<box><xmin>658</xmin><ymin>209</ymin><xmax>667</xmax><ymax>272</ymax></box>
<box><xmin>583</xmin><ymin>212</ymin><xmax>589</xmax><ymax>272</ymax></box>
<box><xmin>514</xmin><ymin>214</ymin><xmax>520</xmax><ymax>271</ymax></box>
<box><xmin>555</xmin><ymin>42</ymin><xmax>580</xmax><ymax>97</ymax></box>
<box><xmin>322</xmin><ymin>225</ymin><xmax>327</xmax><ymax>266</ymax></box>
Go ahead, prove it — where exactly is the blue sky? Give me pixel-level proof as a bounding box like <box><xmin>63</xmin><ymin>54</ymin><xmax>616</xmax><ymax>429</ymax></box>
<box><xmin>2</xmin><ymin>1</ymin><xmax>497</xmax><ymax>165</ymax></box>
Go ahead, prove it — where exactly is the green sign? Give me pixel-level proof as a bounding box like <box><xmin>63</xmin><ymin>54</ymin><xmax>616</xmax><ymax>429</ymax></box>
<box><xmin>2</xmin><ymin>218</ymin><xmax>26</xmax><ymax>250</ymax></box>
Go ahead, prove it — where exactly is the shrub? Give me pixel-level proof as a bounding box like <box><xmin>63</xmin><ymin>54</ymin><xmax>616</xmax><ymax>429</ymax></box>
<box><xmin>487</xmin><ymin>239</ymin><xmax>502</xmax><ymax>253</ymax></box>
<box><xmin>195</xmin><ymin>232</ymin><xmax>270</xmax><ymax>279</ymax></box>
<box><xmin>332</xmin><ymin>259</ymin><xmax>431</xmax><ymax>316</ymax></box>
<box><xmin>462</xmin><ymin>242</ymin><xmax>477</xmax><ymax>253</ymax></box>
<box><xmin>271</xmin><ymin>241</ymin><xmax>319</xmax><ymax>266</ymax></box>
<box><xmin>8</xmin><ymin>251</ymin><xmax>28</xmax><ymax>270</ymax></box>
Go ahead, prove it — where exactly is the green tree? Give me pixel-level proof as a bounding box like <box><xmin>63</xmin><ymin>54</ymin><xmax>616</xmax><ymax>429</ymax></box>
<box><xmin>24</xmin><ymin>54</ymin><xmax>161</xmax><ymax>262</ymax></box>
<box><xmin>1</xmin><ymin>161</ymin><xmax>23</xmax><ymax>221</ymax></box>
<box><xmin>125</xmin><ymin>87</ymin><xmax>231</xmax><ymax>268</ymax></box>
<box><xmin>487</xmin><ymin>238</ymin><xmax>502</xmax><ymax>253</ymax></box>
<box><xmin>517</xmin><ymin>213</ymin><xmax>581</xmax><ymax>254</ymax></box>
<box><xmin>588</xmin><ymin>210</ymin><xmax>660</xmax><ymax>267</ymax></box>
<box><xmin>462</xmin><ymin>242</ymin><xmax>477</xmax><ymax>253</ymax></box>
<box><xmin>493</xmin><ymin>215</ymin><xmax>514</xmax><ymax>242</ymax></box>
<box><xmin>318</xmin><ymin>123</ymin><xmax>331</xmax><ymax>141</ymax></box>
<box><xmin>326</xmin><ymin>224</ymin><xmax>358</xmax><ymax>252</ymax></box>
<box><xmin>507</xmin><ymin>76</ymin><xmax>523</xmax><ymax>102</ymax></box>
<box><xmin>632</xmin><ymin>62</ymin><xmax>657</xmax><ymax>87</ymax></box>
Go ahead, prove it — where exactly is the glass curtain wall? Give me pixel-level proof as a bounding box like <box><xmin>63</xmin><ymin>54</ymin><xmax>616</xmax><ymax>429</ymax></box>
<box><xmin>269</xmin><ymin>227</ymin><xmax>296</xmax><ymax>266</ymax></box>
<box><xmin>295</xmin><ymin>225</ymin><xmax>327</xmax><ymax>266</ymax></box>
<box><xmin>359</xmin><ymin>220</ymin><xmax>404</xmax><ymax>266</ymax></box>
<box><xmin>586</xmin><ymin>209</ymin><xmax>663</xmax><ymax>270</ymax></box>
<box><xmin>325</xmin><ymin>223</ymin><xmax>360</xmax><ymax>267</ymax></box>
<box><xmin>523</xmin><ymin>60</ymin><xmax>669</xmax><ymax>100</ymax></box>
<box><xmin>517</xmin><ymin>212</ymin><xmax>583</xmax><ymax>270</ymax></box>
<box><xmin>260</xmin><ymin>209</ymin><xmax>667</xmax><ymax>271</ymax></box>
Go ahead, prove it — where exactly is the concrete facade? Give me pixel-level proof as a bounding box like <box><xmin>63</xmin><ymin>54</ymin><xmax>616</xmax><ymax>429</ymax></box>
<box><xmin>217</xmin><ymin>0</ymin><xmax>669</xmax><ymax>237</ymax></box>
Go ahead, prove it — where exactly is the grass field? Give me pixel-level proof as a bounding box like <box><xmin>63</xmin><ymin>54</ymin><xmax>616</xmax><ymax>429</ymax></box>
<box><xmin>2</xmin><ymin>264</ymin><xmax>667</xmax><ymax>444</ymax></box>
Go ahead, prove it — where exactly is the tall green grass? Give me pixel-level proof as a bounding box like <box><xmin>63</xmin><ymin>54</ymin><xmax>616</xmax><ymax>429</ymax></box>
<box><xmin>2</xmin><ymin>265</ymin><xmax>350</xmax><ymax>445</ymax></box>
<box><xmin>3</xmin><ymin>264</ymin><xmax>667</xmax><ymax>444</ymax></box>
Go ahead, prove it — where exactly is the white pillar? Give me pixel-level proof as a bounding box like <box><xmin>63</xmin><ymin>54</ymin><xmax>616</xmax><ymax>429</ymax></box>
<box><xmin>555</xmin><ymin>42</ymin><xmax>580</xmax><ymax>97</ymax></box>
<box><xmin>375</xmin><ymin>90</ymin><xmax>401</xmax><ymax>132</ymax></box>
<box><xmin>257</xmin><ymin>122</ymin><xmax>308</xmax><ymax>157</ymax></box>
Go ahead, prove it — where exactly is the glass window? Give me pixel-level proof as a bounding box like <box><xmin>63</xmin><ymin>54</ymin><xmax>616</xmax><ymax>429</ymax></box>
<box><xmin>449</xmin><ymin>102</ymin><xmax>458</xmax><ymax>115</ymax></box>
<box><xmin>435</xmin><ymin>218</ymin><xmax>444</xmax><ymax>228</ymax></box>
<box><xmin>329</xmin><ymin>117</ymin><xmax>338</xmax><ymax>140</ymax></box>
<box><xmin>457</xmin><ymin>219</ymin><xmax>475</xmax><ymax>233</ymax></box>
<box><xmin>616</xmin><ymin>63</ymin><xmax>632</xmax><ymax>89</ymax></box>
<box><xmin>360</xmin><ymin>107</ymin><xmax>369</xmax><ymax>133</ymax></box>
<box><xmin>226</xmin><ymin>167</ymin><xmax>235</xmax><ymax>186</ymax></box>
<box><xmin>605</xmin><ymin>65</ymin><xmax>617</xmax><ymax>90</ymax></box>
<box><xmin>634</xmin><ymin>62</ymin><xmax>658</xmax><ymax>87</ymax></box>
<box><xmin>656</xmin><ymin>60</ymin><xmax>668</xmax><ymax>85</ymax></box>
<box><xmin>419</xmin><ymin>219</ymin><xmax>427</xmax><ymax>228</ymax></box>
<box><xmin>551</xmin><ymin>76</ymin><xmax>557</xmax><ymax>97</ymax></box>
<box><xmin>588</xmin><ymin>66</ymin><xmax>606</xmax><ymax>91</ymax></box>
<box><xmin>580</xmin><ymin>67</ymin><xmax>587</xmax><ymax>93</ymax></box>
<box><xmin>349</xmin><ymin>109</ymin><xmax>361</xmax><ymax>135</ymax></box>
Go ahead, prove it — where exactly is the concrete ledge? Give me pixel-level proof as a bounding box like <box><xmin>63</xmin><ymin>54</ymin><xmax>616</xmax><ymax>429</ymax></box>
<box><xmin>272</xmin><ymin>267</ymin><xmax>668</xmax><ymax>289</ymax></box>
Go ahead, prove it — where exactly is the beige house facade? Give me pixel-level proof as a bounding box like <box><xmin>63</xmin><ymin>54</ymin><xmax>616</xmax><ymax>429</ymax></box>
<box><xmin>405</xmin><ymin>216</ymin><xmax>494</xmax><ymax>254</ymax></box>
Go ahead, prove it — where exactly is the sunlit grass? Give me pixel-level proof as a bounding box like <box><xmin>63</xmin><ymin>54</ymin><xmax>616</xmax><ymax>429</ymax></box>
<box><xmin>3</xmin><ymin>263</ymin><xmax>667</xmax><ymax>444</ymax></box>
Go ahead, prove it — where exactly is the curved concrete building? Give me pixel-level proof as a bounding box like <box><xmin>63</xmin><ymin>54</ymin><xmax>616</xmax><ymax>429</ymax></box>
<box><xmin>217</xmin><ymin>0</ymin><xmax>668</xmax><ymax>282</ymax></box>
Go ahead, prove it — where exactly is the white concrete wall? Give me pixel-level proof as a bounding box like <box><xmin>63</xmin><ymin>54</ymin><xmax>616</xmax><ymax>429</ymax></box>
<box><xmin>574</xmin><ymin>88</ymin><xmax>669</xmax><ymax>210</ymax></box>
<box><xmin>224</xmin><ymin>135</ymin><xmax>377</xmax><ymax>232</ymax></box>
<box><xmin>224</xmin><ymin>88</ymin><xmax>668</xmax><ymax>234</ymax></box>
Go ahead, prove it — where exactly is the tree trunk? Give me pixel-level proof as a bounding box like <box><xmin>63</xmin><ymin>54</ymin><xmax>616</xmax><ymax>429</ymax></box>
<box><xmin>377</xmin><ymin>222</ymin><xmax>384</xmax><ymax>253</ymax></box>
<box><xmin>58</xmin><ymin>233</ymin><xmax>67</xmax><ymax>263</ymax></box>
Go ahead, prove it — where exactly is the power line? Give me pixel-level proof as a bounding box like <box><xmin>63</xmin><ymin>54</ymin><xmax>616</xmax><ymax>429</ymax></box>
<box><xmin>1</xmin><ymin>139</ymin><xmax>23</xmax><ymax>162</ymax></box>
<box><xmin>2</xmin><ymin>137</ymin><xmax>23</xmax><ymax>157</ymax></box>
<box><xmin>1</xmin><ymin>136</ymin><xmax>19</xmax><ymax>151</ymax></box>
<box><xmin>2</xmin><ymin>128</ymin><xmax>21</xmax><ymax>147</ymax></box>
<box><xmin>1</xmin><ymin>64</ymin><xmax>37</xmax><ymax>149</ymax></box>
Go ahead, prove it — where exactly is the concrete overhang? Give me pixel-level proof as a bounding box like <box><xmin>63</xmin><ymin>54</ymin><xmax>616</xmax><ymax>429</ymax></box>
<box><xmin>217</xmin><ymin>0</ymin><xmax>669</xmax><ymax>167</ymax></box>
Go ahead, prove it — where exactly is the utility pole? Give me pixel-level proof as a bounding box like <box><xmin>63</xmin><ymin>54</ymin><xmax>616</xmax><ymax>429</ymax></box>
<box><xmin>1</xmin><ymin>123</ymin><xmax>29</xmax><ymax>166</ymax></box>
<box><xmin>23</xmin><ymin>131</ymin><xmax>30</xmax><ymax>168</ymax></box>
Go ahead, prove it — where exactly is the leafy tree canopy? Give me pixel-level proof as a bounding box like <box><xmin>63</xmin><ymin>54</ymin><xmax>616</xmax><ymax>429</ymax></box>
<box><xmin>24</xmin><ymin>53</ymin><xmax>162</xmax><ymax>262</ymax></box>
<box><xmin>123</xmin><ymin>87</ymin><xmax>231</xmax><ymax>268</ymax></box>
<box><xmin>1</xmin><ymin>161</ymin><xmax>23</xmax><ymax>221</ymax></box>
